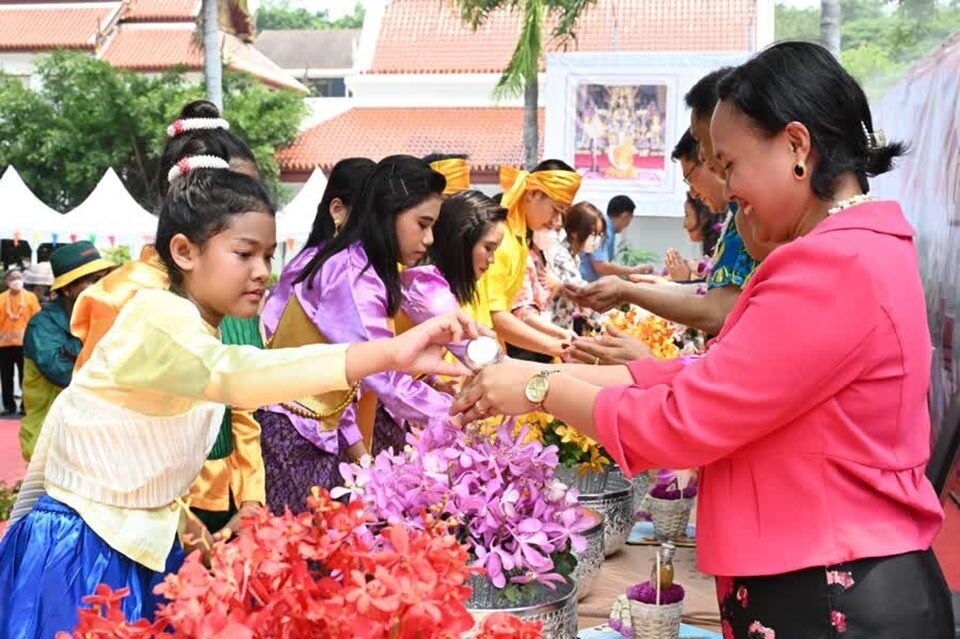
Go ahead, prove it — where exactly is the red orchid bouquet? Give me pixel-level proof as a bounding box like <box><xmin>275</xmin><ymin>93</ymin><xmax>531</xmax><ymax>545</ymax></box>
<box><xmin>58</xmin><ymin>489</ymin><xmax>545</xmax><ymax>638</ymax></box>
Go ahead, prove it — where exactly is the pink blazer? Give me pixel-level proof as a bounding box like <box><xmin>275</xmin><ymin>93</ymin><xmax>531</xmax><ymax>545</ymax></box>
<box><xmin>595</xmin><ymin>201</ymin><xmax>944</xmax><ymax>576</ymax></box>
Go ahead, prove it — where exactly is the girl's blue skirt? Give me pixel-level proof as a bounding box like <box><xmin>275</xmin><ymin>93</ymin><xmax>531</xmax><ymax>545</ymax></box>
<box><xmin>0</xmin><ymin>495</ymin><xmax>184</xmax><ymax>639</ymax></box>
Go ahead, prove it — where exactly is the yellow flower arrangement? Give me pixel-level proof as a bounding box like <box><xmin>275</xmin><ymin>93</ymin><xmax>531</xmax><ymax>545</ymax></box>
<box><xmin>476</xmin><ymin>411</ymin><xmax>550</xmax><ymax>444</ymax></box>
<box><xmin>553</xmin><ymin>424</ymin><xmax>611</xmax><ymax>474</ymax></box>
<box><xmin>606</xmin><ymin>308</ymin><xmax>681</xmax><ymax>360</ymax></box>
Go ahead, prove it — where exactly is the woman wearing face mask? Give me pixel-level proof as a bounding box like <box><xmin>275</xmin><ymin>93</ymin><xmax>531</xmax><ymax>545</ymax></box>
<box><xmin>507</xmin><ymin>223</ymin><xmax>575</xmax><ymax>363</ymax></box>
<box><xmin>454</xmin><ymin>42</ymin><xmax>952</xmax><ymax>638</ymax></box>
<box><xmin>0</xmin><ymin>269</ymin><xmax>41</xmax><ymax>417</ymax></box>
<box><xmin>549</xmin><ymin>202</ymin><xmax>605</xmax><ymax>333</ymax></box>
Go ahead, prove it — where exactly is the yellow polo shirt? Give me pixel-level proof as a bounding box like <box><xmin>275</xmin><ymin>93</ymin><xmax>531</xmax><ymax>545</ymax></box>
<box><xmin>482</xmin><ymin>208</ymin><xmax>528</xmax><ymax>314</ymax></box>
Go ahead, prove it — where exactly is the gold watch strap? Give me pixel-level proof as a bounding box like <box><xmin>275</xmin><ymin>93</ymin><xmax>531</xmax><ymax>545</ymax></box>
<box><xmin>536</xmin><ymin>369</ymin><xmax>561</xmax><ymax>410</ymax></box>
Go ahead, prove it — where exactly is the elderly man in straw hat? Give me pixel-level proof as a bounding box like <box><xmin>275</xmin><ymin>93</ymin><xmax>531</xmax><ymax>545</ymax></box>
<box><xmin>19</xmin><ymin>242</ymin><xmax>114</xmax><ymax>461</ymax></box>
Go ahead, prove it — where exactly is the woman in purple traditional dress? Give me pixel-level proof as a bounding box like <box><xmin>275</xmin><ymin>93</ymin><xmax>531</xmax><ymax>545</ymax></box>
<box><xmin>257</xmin><ymin>155</ymin><xmax>462</xmax><ymax>513</ymax></box>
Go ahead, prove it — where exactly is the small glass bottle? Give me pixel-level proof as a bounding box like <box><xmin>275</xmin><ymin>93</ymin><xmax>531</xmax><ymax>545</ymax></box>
<box><xmin>650</xmin><ymin>542</ymin><xmax>676</xmax><ymax>589</ymax></box>
<box><xmin>464</xmin><ymin>335</ymin><xmax>503</xmax><ymax>370</ymax></box>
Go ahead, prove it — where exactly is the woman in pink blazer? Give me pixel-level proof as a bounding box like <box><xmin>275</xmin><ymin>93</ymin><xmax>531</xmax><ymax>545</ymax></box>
<box><xmin>454</xmin><ymin>42</ymin><xmax>953</xmax><ymax>638</ymax></box>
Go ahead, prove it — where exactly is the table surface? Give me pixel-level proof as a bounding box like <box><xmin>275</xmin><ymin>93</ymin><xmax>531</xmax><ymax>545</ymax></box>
<box><xmin>577</xmin><ymin>540</ymin><xmax>721</xmax><ymax>633</ymax></box>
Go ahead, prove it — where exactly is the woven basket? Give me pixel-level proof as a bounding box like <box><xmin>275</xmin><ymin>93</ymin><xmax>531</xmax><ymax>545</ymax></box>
<box><xmin>629</xmin><ymin>600</ymin><xmax>683</xmax><ymax>639</ymax></box>
<box><xmin>646</xmin><ymin>496</ymin><xmax>692</xmax><ymax>541</ymax></box>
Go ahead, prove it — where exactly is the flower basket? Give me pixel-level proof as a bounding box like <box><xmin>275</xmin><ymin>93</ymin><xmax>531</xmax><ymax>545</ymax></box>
<box><xmin>554</xmin><ymin>463</ymin><xmax>611</xmax><ymax>494</ymax></box>
<box><xmin>467</xmin><ymin>574</ymin><xmax>579</xmax><ymax>639</ymax></box>
<box><xmin>628</xmin><ymin>600</ymin><xmax>683</xmax><ymax>639</ymax></box>
<box><xmin>647</xmin><ymin>479</ymin><xmax>695</xmax><ymax>541</ymax></box>
<box><xmin>647</xmin><ymin>495</ymin><xmax>693</xmax><ymax>541</ymax></box>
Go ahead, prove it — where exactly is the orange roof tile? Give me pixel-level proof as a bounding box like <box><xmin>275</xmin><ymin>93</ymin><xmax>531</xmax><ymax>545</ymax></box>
<box><xmin>121</xmin><ymin>0</ymin><xmax>200</xmax><ymax>22</ymax></box>
<box><xmin>101</xmin><ymin>25</ymin><xmax>203</xmax><ymax>69</ymax></box>
<box><xmin>0</xmin><ymin>4</ymin><xmax>120</xmax><ymax>52</ymax></box>
<box><xmin>277</xmin><ymin>107</ymin><xmax>544</xmax><ymax>173</ymax></box>
<box><xmin>370</xmin><ymin>0</ymin><xmax>757</xmax><ymax>74</ymax></box>
<box><xmin>101</xmin><ymin>25</ymin><xmax>307</xmax><ymax>92</ymax></box>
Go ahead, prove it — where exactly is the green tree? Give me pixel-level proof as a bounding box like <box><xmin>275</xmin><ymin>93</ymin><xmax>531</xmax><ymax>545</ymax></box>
<box><xmin>774</xmin><ymin>4</ymin><xmax>819</xmax><ymax>40</ymax></box>
<box><xmin>255</xmin><ymin>0</ymin><xmax>364</xmax><ymax>30</ymax></box>
<box><xmin>454</xmin><ymin>0</ymin><xmax>596</xmax><ymax>169</ymax></box>
<box><xmin>776</xmin><ymin>0</ymin><xmax>960</xmax><ymax>93</ymax></box>
<box><xmin>0</xmin><ymin>51</ymin><xmax>305</xmax><ymax>211</ymax></box>
<box><xmin>330</xmin><ymin>3</ymin><xmax>366</xmax><ymax>29</ymax></box>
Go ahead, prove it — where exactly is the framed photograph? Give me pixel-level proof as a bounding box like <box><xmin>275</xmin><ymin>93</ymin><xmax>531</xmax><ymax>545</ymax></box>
<box><xmin>573</xmin><ymin>83</ymin><xmax>668</xmax><ymax>187</ymax></box>
<box><xmin>544</xmin><ymin>52</ymin><xmax>749</xmax><ymax>216</ymax></box>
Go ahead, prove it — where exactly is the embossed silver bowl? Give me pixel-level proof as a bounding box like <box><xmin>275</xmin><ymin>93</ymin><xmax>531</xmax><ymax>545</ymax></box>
<box><xmin>572</xmin><ymin>506</ymin><xmax>605</xmax><ymax>599</ymax></box>
<box><xmin>467</xmin><ymin>575</ymin><xmax>578</xmax><ymax>638</ymax></box>
<box><xmin>578</xmin><ymin>474</ymin><xmax>634</xmax><ymax>556</ymax></box>
<box><xmin>554</xmin><ymin>463</ymin><xmax>611</xmax><ymax>494</ymax></box>
<box><xmin>610</xmin><ymin>467</ymin><xmax>651</xmax><ymax>516</ymax></box>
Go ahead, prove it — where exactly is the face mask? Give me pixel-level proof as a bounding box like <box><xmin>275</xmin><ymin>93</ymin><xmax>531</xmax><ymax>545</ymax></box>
<box><xmin>582</xmin><ymin>235</ymin><xmax>598</xmax><ymax>254</ymax></box>
<box><xmin>533</xmin><ymin>229</ymin><xmax>559</xmax><ymax>252</ymax></box>
<box><xmin>7</xmin><ymin>280</ymin><xmax>23</xmax><ymax>292</ymax></box>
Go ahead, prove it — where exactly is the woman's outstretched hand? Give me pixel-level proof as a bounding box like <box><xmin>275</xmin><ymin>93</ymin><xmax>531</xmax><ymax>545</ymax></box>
<box><xmin>391</xmin><ymin>311</ymin><xmax>486</xmax><ymax>378</ymax></box>
<box><xmin>563</xmin><ymin>325</ymin><xmax>652</xmax><ymax>365</ymax></box>
<box><xmin>563</xmin><ymin>276</ymin><xmax>626</xmax><ymax>313</ymax></box>
<box><xmin>450</xmin><ymin>359</ymin><xmax>542</xmax><ymax>423</ymax></box>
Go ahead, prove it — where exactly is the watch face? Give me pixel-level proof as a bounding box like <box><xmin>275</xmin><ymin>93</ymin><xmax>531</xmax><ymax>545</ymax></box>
<box><xmin>524</xmin><ymin>374</ymin><xmax>549</xmax><ymax>403</ymax></box>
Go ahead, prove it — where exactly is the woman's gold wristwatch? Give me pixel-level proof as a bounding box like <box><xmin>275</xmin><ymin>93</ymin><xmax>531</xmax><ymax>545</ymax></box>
<box><xmin>524</xmin><ymin>369</ymin><xmax>560</xmax><ymax>410</ymax></box>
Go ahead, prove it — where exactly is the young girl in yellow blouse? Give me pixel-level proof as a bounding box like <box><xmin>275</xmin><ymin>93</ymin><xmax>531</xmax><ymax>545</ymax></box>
<box><xmin>71</xmin><ymin>101</ymin><xmax>272</xmax><ymax>547</ymax></box>
<box><xmin>0</xmin><ymin>158</ymin><xmax>476</xmax><ymax>639</ymax></box>
<box><xmin>426</xmin><ymin>189</ymin><xmax>506</xmax><ymax>328</ymax></box>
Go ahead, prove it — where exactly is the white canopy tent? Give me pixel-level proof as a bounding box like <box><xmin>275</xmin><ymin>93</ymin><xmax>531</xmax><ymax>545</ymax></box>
<box><xmin>61</xmin><ymin>168</ymin><xmax>157</xmax><ymax>253</ymax></box>
<box><xmin>0</xmin><ymin>166</ymin><xmax>70</xmax><ymax>263</ymax></box>
<box><xmin>276</xmin><ymin>168</ymin><xmax>328</xmax><ymax>261</ymax></box>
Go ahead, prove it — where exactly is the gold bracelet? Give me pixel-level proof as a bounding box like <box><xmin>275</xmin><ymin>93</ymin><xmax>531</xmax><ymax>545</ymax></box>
<box><xmin>279</xmin><ymin>380</ymin><xmax>363</xmax><ymax>421</ymax></box>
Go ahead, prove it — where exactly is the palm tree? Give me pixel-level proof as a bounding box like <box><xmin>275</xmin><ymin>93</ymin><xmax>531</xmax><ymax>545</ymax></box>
<box><xmin>820</xmin><ymin>0</ymin><xmax>841</xmax><ymax>58</ymax></box>
<box><xmin>454</xmin><ymin>0</ymin><xmax>596</xmax><ymax>169</ymax></box>
<box><xmin>202</xmin><ymin>0</ymin><xmax>223</xmax><ymax>109</ymax></box>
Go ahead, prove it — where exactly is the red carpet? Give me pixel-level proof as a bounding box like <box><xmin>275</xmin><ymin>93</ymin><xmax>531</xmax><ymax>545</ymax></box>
<box><xmin>573</xmin><ymin>152</ymin><xmax>665</xmax><ymax>171</ymax></box>
<box><xmin>0</xmin><ymin>418</ymin><xmax>25</xmax><ymax>485</ymax></box>
<box><xmin>1</xmin><ymin>418</ymin><xmax>25</xmax><ymax>536</ymax></box>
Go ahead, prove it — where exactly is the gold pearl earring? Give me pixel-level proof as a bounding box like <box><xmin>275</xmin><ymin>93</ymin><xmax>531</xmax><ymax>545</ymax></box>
<box><xmin>793</xmin><ymin>161</ymin><xmax>806</xmax><ymax>179</ymax></box>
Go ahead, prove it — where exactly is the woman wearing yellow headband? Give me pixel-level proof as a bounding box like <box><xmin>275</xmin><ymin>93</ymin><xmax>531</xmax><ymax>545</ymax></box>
<box><xmin>482</xmin><ymin>159</ymin><xmax>582</xmax><ymax>359</ymax></box>
<box><xmin>425</xmin><ymin>153</ymin><xmax>471</xmax><ymax>197</ymax></box>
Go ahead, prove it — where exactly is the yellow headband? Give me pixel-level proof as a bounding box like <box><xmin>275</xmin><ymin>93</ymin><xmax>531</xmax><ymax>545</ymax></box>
<box><xmin>430</xmin><ymin>158</ymin><xmax>471</xmax><ymax>196</ymax></box>
<box><xmin>499</xmin><ymin>165</ymin><xmax>582</xmax><ymax>212</ymax></box>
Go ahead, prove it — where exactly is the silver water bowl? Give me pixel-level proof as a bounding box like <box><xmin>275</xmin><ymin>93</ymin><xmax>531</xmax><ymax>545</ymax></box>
<box><xmin>578</xmin><ymin>474</ymin><xmax>634</xmax><ymax>556</ymax></box>
<box><xmin>467</xmin><ymin>574</ymin><xmax>578</xmax><ymax>638</ymax></box>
